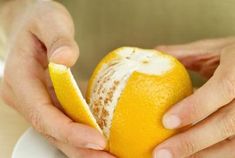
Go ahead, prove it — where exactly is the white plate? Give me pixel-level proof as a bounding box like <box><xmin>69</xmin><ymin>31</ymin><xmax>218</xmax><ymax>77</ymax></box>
<box><xmin>12</xmin><ymin>128</ymin><xmax>67</xmax><ymax>158</ymax></box>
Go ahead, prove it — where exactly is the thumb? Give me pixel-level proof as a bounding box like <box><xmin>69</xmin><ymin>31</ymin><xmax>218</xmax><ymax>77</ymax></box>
<box><xmin>29</xmin><ymin>1</ymin><xmax>79</xmax><ymax>67</ymax></box>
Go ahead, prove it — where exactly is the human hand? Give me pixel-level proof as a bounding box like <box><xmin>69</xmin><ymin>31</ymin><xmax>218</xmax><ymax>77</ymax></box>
<box><xmin>0</xmin><ymin>1</ymin><xmax>114</xmax><ymax>158</ymax></box>
<box><xmin>153</xmin><ymin>37</ymin><xmax>235</xmax><ymax>158</ymax></box>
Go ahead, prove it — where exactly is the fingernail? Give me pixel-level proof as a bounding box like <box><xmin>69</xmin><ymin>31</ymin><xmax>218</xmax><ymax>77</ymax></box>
<box><xmin>154</xmin><ymin>149</ymin><xmax>173</xmax><ymax>158</ymax></box>
<box><xmin>84</xmin><ymin>143</ymin><xmax>104</xmax><ymax>150</ymax></box>
<box><xmin>50</xmin><ymin>46</ymin><xmax>70</xmax><ymax>62</ymax></box>
<box><xmin>163</xmin><ymin>114</ymin><xmax>181</xmax><ymax>129</ymax></box>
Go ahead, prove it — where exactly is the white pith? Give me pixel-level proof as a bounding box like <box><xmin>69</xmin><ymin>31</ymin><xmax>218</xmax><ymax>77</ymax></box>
<box><xmin>89</xmin><ymin>48</ymin><xmax>173</xmax><ymax>138</ymax></box>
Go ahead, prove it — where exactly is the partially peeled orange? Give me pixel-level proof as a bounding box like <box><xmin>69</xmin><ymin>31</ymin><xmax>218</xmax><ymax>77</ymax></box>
<box><xmin>49</xmin><ymin>47</ymin><xmax>192</xmax><ymax>158</ymax></box>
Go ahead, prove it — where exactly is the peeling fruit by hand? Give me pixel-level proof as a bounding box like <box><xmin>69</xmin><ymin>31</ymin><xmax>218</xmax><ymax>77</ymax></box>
<box><xmin>49</xmin><ymin>47</ymin><xmax>192</xmax><ymax>158</ymax></box>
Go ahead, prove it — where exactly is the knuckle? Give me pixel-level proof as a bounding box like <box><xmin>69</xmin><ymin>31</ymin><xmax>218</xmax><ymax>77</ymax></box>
<box><xmin>178</xmin><ymin>135</ymin><xmax>198</xmax><ymax>156</ymax></box>
<box><xmin>60</xmin><ymin>122</ymin><xmax>73</xmax><ymax>144</ymax></box>
<box><xmin>223</xmin><ymin>75</ymin><xmax>235</xmax><ymax>98</ymax></box>
<box><xmin>220</xmin><ymin>113</ymin><xmax>235</xmax><ymax>137</ymax></box>
<box><xmin>44</xmin><ymin>134</ymin><xmax>57</xmax><ymax>145</ymax></box>
<box><xmin>62</xmin><ymin>131</ymin><xmax>70</xmax><ymax>144</ymax></box>
<box><xmin>184</xmin><ymin>96</ymin><xmax>201</xmax><ymax>120</ymax></box>
<box><xmin>28</xmin><ymin>108</ymin><xmax>44</xmax><ymax>133</ymax></box>
<box><xmin>217</xmin><ymin>70</ymin><xmax>235</xmax><ymax>100</ymax></box>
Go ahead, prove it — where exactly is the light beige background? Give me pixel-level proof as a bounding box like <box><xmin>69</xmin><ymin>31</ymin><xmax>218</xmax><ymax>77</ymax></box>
<box><xmin>58</xmin><ymin>0</ymin><xmax>235</xmax><ymax>80</ymax></box>
<box><xmin>1</xmin><ymin>0</ymin><xmax>235</xmax><ymax>157</ymax></box>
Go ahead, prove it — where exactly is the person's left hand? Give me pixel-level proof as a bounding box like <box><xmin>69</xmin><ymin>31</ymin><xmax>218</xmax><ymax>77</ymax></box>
<box><xmin>153</xmin><ymin>37</ymin><xmax>235</xmax><ymax>158</ymax></box>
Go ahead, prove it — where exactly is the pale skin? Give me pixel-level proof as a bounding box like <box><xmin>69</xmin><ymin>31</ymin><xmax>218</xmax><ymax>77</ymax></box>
<box><xmin>1</xmin><ymin>1</ymin><xmax>235</xmax><ymax>158</ymax></box>
<box><xmin>154</xmin><ymin>40</ymin><xmax>235</xmax><ymax>158</ymax></box>
<box><xmin>0</xmin><ymin>1</ymin><xmax>114</xmax><ymax>158</ymax></box>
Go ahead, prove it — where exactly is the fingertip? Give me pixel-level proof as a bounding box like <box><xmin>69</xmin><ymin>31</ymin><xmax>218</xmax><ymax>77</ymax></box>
<box><xmin>162</xmin><ymin>114</ymin><xmax>181</xmax><ymax>129</ymax></box>
<box><xmin>85</xmin><ymin>125</ymin><xmax>107</xmax><ymax>148</ymax></box>
<box><xmin>162</xmin><ymin>100</ymin><xmax>197</xmax><ymax>130</ymax></box>
<box><xmin>89</xmin><ymin>130</ymin><xmax>107</xmax><ymax>150</ymax></box>
<box><xmin>49</xmin><ymin>45</ymin><xmax>79</xmax><ymax>67</ymax></box>
<box><xmin>71</xmin><ymin>123</ymin><xmax>107</xmax><ymax>150</ymax></box>
<box><xmin>153</xmin><ymin>148</ymin><xmax>173</xmax><ymax>158</ymax></box>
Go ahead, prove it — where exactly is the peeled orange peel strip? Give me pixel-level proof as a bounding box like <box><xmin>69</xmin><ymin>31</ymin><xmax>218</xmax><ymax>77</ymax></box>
<box><xmin>49</xmin><ymin>63</ymin><xmax>101</xmax><ymax>132</ymax></box>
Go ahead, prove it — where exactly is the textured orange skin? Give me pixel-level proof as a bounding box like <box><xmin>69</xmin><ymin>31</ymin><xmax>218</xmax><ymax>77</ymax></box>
<box><xmin>109</xmin><ymin>60</ymin><xmax>192</xmax><ymax>158</ymax></box>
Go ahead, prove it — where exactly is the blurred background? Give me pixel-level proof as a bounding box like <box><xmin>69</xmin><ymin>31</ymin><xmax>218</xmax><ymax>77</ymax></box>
<box><xmin>1</xmin><ymin>0</ymin><xmax>235</xmax><ymax>157</ymax></box>
<box><xmin>58</xmin><ymin>0</ymin><xmax>235</xmax><ymax>86</ymax></box>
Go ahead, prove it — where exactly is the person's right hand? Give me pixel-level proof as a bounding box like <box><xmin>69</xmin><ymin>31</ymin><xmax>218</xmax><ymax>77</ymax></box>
<box><xmin>0</xmin><ymin>1</ymin><xmax>115</xmax><ymax>158</ymax></box>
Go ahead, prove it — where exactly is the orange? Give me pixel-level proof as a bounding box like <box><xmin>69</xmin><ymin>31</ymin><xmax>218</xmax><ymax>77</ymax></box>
<box><xmin>49</xmin><ymin>47</ymin><xmax>192</xmax><ymax>158</ymax></box>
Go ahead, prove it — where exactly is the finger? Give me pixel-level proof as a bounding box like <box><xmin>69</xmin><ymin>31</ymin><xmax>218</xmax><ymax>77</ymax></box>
<box><xmin>54</xmin><ymin>140</ymin><xmax>116</xmax><ymax>158</ymax></box>
<box><xmin>155</xmin><ymin>38</ymin><xmax>235</xmax><ymax>77</ymax></box>
<box><xmin>18</xmin><ymin>77</ymin><xmax>106</xmax><ymax>150</ymax></box>
<box><xmin>153</xmin><ymin>100</ymin><xmax>235</xmax><ymax>158</ymax></box>
<box><xmin>44</xmin><ymin>135</ymin><xmax>115</xmax><ymax>158</ymax></box>
<box><xmin>197</xmin><ymin>54</ymin><xmax>219</xmax><ymax>78</ymax></box>
<box><xmin>156</xmin><ymin>37</ymin><xmax>235</xmax><ymax>58</ymax></box>
<box><xmin>188</xmin><ymin>137</ymin><xmax>235</xmax><ymax>158</ymax></box>
<box><xmin>159</xmin><ymin>47</ymin><xmax>220</xmax><ymax>77</ymax></box>
<box><xmin>29</xmin><ymin>1</ymin><xmax>79</xmax><ymax>66</ymax></box>
<box><xmin>16</xmin><ymin>76</ymin><xmax>106</xmax><ymax>150</ymax></box>
<box><xmin>44</xmin><ymin>68</ymin><xmax>63</xmax><ymax>110</ymax></box>
<box><xmin>6</xmin><ymin>37</ymin><xmax>106</xmax><ymax>150</ymax></box>
<box><xmin>162</xmin><ymin>66</ymin><xmax>235</xmax><ymax>129</ymax></box>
